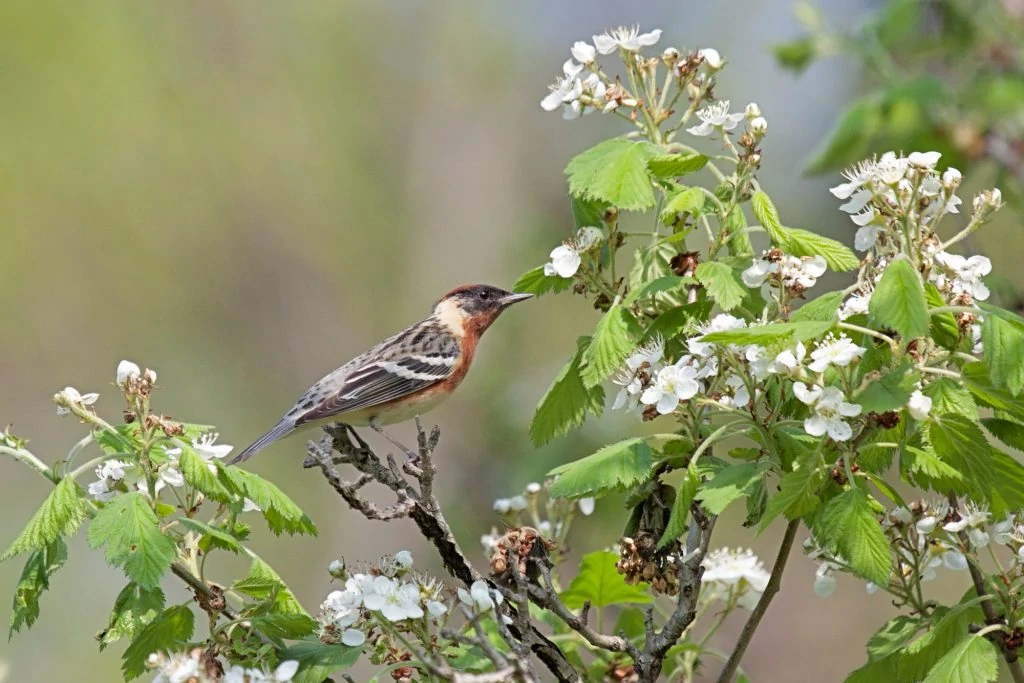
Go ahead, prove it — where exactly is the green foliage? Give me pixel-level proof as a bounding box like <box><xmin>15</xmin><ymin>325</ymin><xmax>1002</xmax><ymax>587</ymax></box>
<box><xmin>750</xmin><ymin>190</ymin><xmax>788</xmax><ymax>245</ymax></box>
<box><xmin>560</xmin><ymin>551</ymin><xmax>651</xmax><ymax>609</ymax></box>
<box><xmin>869</xmin><ymin>258</ymin><xmax>929</xmax><ymax>339</ymax></box>
<box><xmin>647</xmin><ymin>153</ymin><xmax>708</xmax><ymax>179</ymax></box>
<box><xmin>866</xmin><ymin>615</ymin><xmax>921</xmax><ymax>662</ymax></box>
<box><xmin>855</xmin><ymin>362</ymin><xmax>915</xmax><ymax>413</ymax></box>
<box><xmin>760</xmin><ymin>448</ymin><xmax>825</xmax><ymax>530</ymax></box>
<box><xmin>234</xmin><ymin>558</ymin><xmax>306</xmax><ymax>615</ymax></box>
<box><xmin>219</xmin><ymin>468</ymin><xmax>317</xmax><ymax>536</ymax></box>
<box><xmin>902</xmin><ymin>445</ymin><xmax>966</xmax><ymax>492</ymax></box>
<box><xmin>9</xmin><ymin>538</ymin><xmax>66</xmax><ymax>638</ymax></box>
<box><xmin>816</xmin><ymin>488</ymin><xmax>892</xmax><ymax>585</ymax></box>
<box><xmin>981</xmin><ymin>417</ymin><xmax>1024</xmax><ymax>451</ymax></box>
<box><xmin>565</xmin><ymin>138</ymin><xmax>660</xmax><ymax>211</ymax></box>
<box><xmin>660</xmin><ymin>186</ymin><xmax>705</xmax><ymax>225</ymax></box>
<box><xmin>979</xmin><ymin>305</ymin><xmax>1024</xmax><ymax>396</ymax></box>
<box><xmin>280</xmin><ymin>641</ymin><xmax>362</xmax><ymax>683</ymax></box>
<box><xmin>923</xmin><ymin>379</ymin><xmax>977</xmax><ymax>421</ymax></box>
<box><xmin>700</xmin><ymin>320</ymin><xmax>832</xmax><ymax>346</ymax></box>
<box><xmin>247</xmin><ymin>612</ymin><xmax>318</xmax><ymax>640</ymax></box>
<box><xmin>922</xmin><ymin>635</ymin><xmax>998</xmax><ymax>683</ymax></box>
<box><xmin>98</xmin><ymin>583</ymin><xmax>165</xmax><ymax>651</ymax></box>
<box><xmin>549</xmin><ymin>438</ymin><xmax>654</xmax><ymax>499</ymax></box>
<box><xmin>530</xmin><ymin>337</ymin><xmax>606</xmax><ymax>446</ymax></box>
<box><xmin>121</xmin><ymin>605</ymin><xmax>195</xmax><ymax>680</ymax></box>
<box><xmin>783</xmin><ymin>228</ymin><xmax>859</xmax><ymax>272</ymax></box>
<box><xmin>790</xmin><ymin>291</ymin><xmax>844</xmax><ymax>322</ymax></box>
<box><xmin>658</xmin><ymin>468</ymin><xmax>699</xmax><ymax>550</ymax></box>
<box><xmin>176</xmin><ymin>519</ymin><xmax>244</xmax><ymax>554</ymax></box>
<box><xmin>179</xmin><ymin>447</ymin><xmax>232</xmax><ymax>503</ymax></box>
<box><xmin>694</xmin><ymin>261</ymin><xmax>745</xmax><ymax>312</ymax></box>
<box><xmin>927</xmin><ymin>414</ymin><xmax>996</xmax><ymax>507</ymax></box>
<box><xmin>696</xmin><ymin>462</ymin><xmax>771</xmax><ymax>516</ymax></box>
<box><xmin>2</xmin><ymin>477</ymin><xmax>88</xmax><ymax>561</ymax></box>
<box><xmin>88</xmin><ymin>492</ymin><xmax>177</xmax><ymax>591</ymax></box>
<box><xmin>580</xmin><ymin>304</ymin><xmax>636</xmax><ymax>388</ymax></box>
<box><xmin>513</xmin><ymin>265</ymin><xmax>574</xmax><ymax>297</ymax></box>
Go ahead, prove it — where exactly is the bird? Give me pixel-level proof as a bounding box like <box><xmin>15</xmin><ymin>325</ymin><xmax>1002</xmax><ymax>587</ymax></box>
<box><xmin>229</xmin><ymin>284</ymin><xmax>533</xmax><ymax>464</ymax></box>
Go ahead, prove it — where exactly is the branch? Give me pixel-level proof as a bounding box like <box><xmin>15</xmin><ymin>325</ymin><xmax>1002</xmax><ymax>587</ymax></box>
<box><xmin>715</xmin><ymin>518</ymin><xmax>799</xmax><ymax>683</ymax></box>
<box><xmin>305</xmin><ymin>422</ymin><xmax>580</xmax><ymax>683</ymax></box>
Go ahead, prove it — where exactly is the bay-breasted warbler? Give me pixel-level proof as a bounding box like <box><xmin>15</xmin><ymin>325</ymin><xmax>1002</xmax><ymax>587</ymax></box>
<box><xmin>230</xmin><ymin>284</ymin><xmax>532</xmax><ymax>464</ymax></box>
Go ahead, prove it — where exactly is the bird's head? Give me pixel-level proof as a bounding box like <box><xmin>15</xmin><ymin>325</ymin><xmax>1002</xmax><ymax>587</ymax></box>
<box><xmin>433</xmin><ymin>284</ymin><xmax>533</xmax><ymax>337</ymax></box>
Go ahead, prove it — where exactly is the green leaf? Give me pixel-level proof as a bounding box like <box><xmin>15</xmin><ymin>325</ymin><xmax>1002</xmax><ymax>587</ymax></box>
<box><xmin>696</xmin><ymin>462</ymin><xmax>771</xmax><ymax>516</ymax></box>
<box><xmin>772</xmin><ymin>37</ymin><xmax>818</xmax><ymax>73</ymax></box>
<box><xmin>923</xmin><ymin>379</ymin><xmax>977</xmax><ymax>421</ymax></box>
<box><xmin>657</xmin><ymin>468</ymin><xmax>699</xmax><ymax>550</ymax></box>
<box><xmin>855</xmin><ymin>362</ymin><xmax>916</xmax><ymax>413</ymax></box>
<box><xmin>695</xmin><ymin>261</ymin><xmax>745</xmax><ymax>312</ymax></box>
<box><xmin>817</xmin><ymin>488</ymin><xmax>892</xmax><ymax>585</ymax></box>
<box><xmin>98</xmin><ymin>583</ymin><xmax>165</xmax><ymax>651</ymax></box>
<box><xmin>513</xmin><ymin>265</ymin><xmax>573</xmax><ymax>297</ymax></box>
<box><xmin>628</xmin><ymin>243</ymin><xmax>676</xmax><ymax>293</ymax></box>
<box><xmin>643</xmin><ymin>302</ymin><xmax>713</xmax><ymax>345</ymax></box>
<box><xmin>982</xmin><ymin>418</ymin><xmax>1024</xmax><ymax>451</ymax></box>
<box><xmin>220</xmin><ymin>468</ymin><xmax>317</xmax><ymax>536</ymax></box>
<box><xmin>750</xmin><ymin>190</ymin><xmax>789</xmax><ymax>245</ymax></box>
<box><xmin>234</xmin><ymin>558</ymin><xmax>306</xmax><ymax>615</ymax></box>
<box><xmin>782</xmin><ymin>227</ymin><xmax>859</xmax><ymax>272</ymax></box>
<box><xmin>980</xmin><ymin>310</ymin><xmax>1024</xmax><ymax>396</ymax></box>
<box><xmin>870</xmin><ymin>257</ymin><xmax>929</xmax><ymax>339</ymax></box>
<box><xmin>925</xmin><ymin>283</ymin><xmax>961</xmax><ymax>350</ymax></box>
<box><xmin>580</xmin><ymin>304</ymin><xmax>635</xmax><ymax>388</ymax></box>
<box><xmin>570</xmin><ymin>195</ymin><xmax>609</xmax><ymax>229</ymax></box>
<box><xmin>87</xmin><ymin>492</ymin><xmax>177</xmax><ymax>591</ymax></box>
<box><xmin>560</xmin><ymin>551</ymin><xmax>651</xmax><ymax>609</ymax></box>
<box><xmin>922</xmin><ymin>635</ymin><xmax>998</xmax><ymax>683</ymax></box>
<box><xmin>928</xmin><ymin>415</ymin><xmax>995</xmax><ymax>504</ymax></box>
<box><xmin>989</xmin><ymin>450</ymin><xmax>1024</xmax><ymax>516</ymax></box>
<box><xmin>961</xmin><ymin>362</ymin><xmax>1024</xmax><ymax>423</ymax></box>
<box><xmin>121</xmin><ymin>605</ymin><xmax>195</xmax><ymax>680</ymax></box>
<box><xmin>899</xmin><ymin>600</ymin><xmax>984</xmax><ymax>681</ymax></box>
<box><xmin>791</xmin><ymin>291</ymin><xmax>845</xmax><ymax>323</ymax></box>
<box><xmin>624</xmin><ymin>275</ymin><xmax>694</xmax><ymax>305</ymax></box>
<box><xmin>700</xmin><ymin>320</ymin><xmax>833</xmax><ymax>346</ymax></box>
<box><xmin>902</xmin><ymin>445</ymin><xmax>966</xmax><ymax>492</ymax></box>
<box><xmin>760</xmin><ymin>449</ymin><xmax>826</xmax><ymax>530</ymax></box>
<box><xmin>660</xmin><ymin>187</ymin><xmax>705</xmax><ymax>225</ymax></box>
<box><xmin>176</xmin><ymin>519</ymin><xmax>244</xmax><ymax>554</ymax></box>
<box><xmin>530</xmin><ymin>337</ymin><xmax>605</xmax><ymax>446</ymax></box>
<box><xmin>549</xmin><ymin>438</ymin><xmax>654</xmax><ymax>499</ymax></box>
<box><xmin>179</xmin><ymin>447</ymin><xmax>232</xmax><ymax>502</ymax></box>
<box><xmin>565</xmin><ymin>138</ymin><xmax>660</xmax><ymax>211</ymax></box>
<box><xmin>9</xmin><ymin>538</ymin><xmax>66</xmax><ymax>637</ymax></box>
<box><xmin>867</xmin><ymin>615</ymin><xmax>921</xmax><ymax>662</ymax></box>
<box><xmin>280</xmin><ymin>640</ymin><xmax>362</xmax><ymax>683</ymax></box>
<box><xmin>248</xmin><ymin>612</ymin><xmax>318</xmax><ymax>640</ymax></box>
<box><xmin>2</xmin><ymin>477</ymin><xmax>88</xmax><ymax>561</ymax></box>
<box><xmin>647</xmin><ymin>153</ymin><xmax>708</xmax><ymax>178</ymax></box>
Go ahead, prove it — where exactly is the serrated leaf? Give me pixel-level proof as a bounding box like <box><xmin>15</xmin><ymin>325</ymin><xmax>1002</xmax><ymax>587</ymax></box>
<box><xmin>961</xmin><ymin>362</ymin><xmax>1024</xmax><ymax>423</ymax></box>
<box><xmin>236</xmin><ymin>558</ymin><xmax>306</xmax><ymax>615</ymax></box>
<box><xmin>817</xmin><ymin>488</ymin><xmax>892</xmax><ymax>585</ymax></box>
<box><xmin>928</xmin><ymin>414</ymin><xmax>995</xmax><ymax>505</ymax></box>
<box><xmin>280</xmin><ymin>640</ymin><xmax>362</xmax><ymax>683</ymax></box>
<box><xmin>643</xmin><ymin>301</ymin><xmax>713</xmax><ymax>345</ymax></box>
<box><xmin>922</xmin><ymin>635</ymin><xmax>998</xmax><ymax>683</ymax></box>
<box><xmin>9</xmin><ymin>538</ymin><xmax>66</xmax><ymax>638</ymax></box>
<box><xmin>660</xmin><ymin>186</ymin><xmax>705</xmax><ymax>225</ymax></box>
<box><xmin>625</xmin><ymin>275</ymin><xmax>695</xmax><ymax>305</ymax></box>
<box><xmin>176</xmin><ymin>519</ymin><xmax>244</xmax><ymax>554</ymax></box>
<box><xmin>580</xmin><ymin>304</ymin><xmax>635</xmax><ymax>388</ymax></box>
<box><xmin>695</xmin><ymin>261</ymin><xmax>745</xmax><ymax>311</ymax></box>
<box><xmin>902</xmin><ymin>445</ymin><xmax>966</xmax><ymax>492</ymax></box>
<box><xmin>760</xmin><ymin>450</ymin><xmax>825</xmax><ymax>530</ymax></box>
<box><xmin>570</xmin><ymin>195</ymin><xmax>609</xmax><ymax>229</ymax></box>
<box><xmin>855</xmin><ymin>362</ymin><xmax>916</xmax><ymax>413</ymax></box>
<box><xmin>178</xmin><ymin>447</ymin><xmax>232</xmax><ymax>502</ymax></box>
<box><xmin>647</xmin><ymin>153</ymin><xmax>708</xmax><ymax>178</ymax></box>
<box><xmin>791</xmin><ymin>291</ymin><xmax>845</xmax><ymax>322</ymax></box>
<box><xmin>657</xmin><ymin>468</ymin><xmax>699</xmax><ymax>550</ymax></box>
<box><xmin>549</xmin><ymin>438</ymin><xmax>654</xmax><ymax>499</ymax></box>
<box><xmin>87</xmin><ymin>492</ymin><xmax>177</xmax><ymax>591</ymax></box>
<box><xmin>696</xmin><ymin>462</ymin><xmax>771</xmax><ymax>515</ymax></box>
<box><xmin>989</xmin><ymin>450</ymin><xmax>1024</xmax><ymax>515</ymax></box>
<box><xmin>750</xmin><ymin>190</ymin><xmax>789</xmax><ymax>245</ymax></box>
<box><xmin>560</xmin><ymin>551</ymin><xmax>651</xmax><ymax>609</ymax></box>
<box><xmin>898</xmin><ymin>600</ymin><xmax>984</xmax><ymax>681</ymax></box>
<box><xmin>530</xmin><ymin>337</ymin><xmax>605</xmax><ymax>446</ymax></box>
<box><xmin>783</xmin><ymin>227</ymin><xmax>859</xmax><ymax>272</ymax></box>
<box><xmin>121</xmin><ymin>605</ymin><xmax>195</xmax><ymax>680</ymax></box>
<box><xmin>980</xmin><ymin>310</ymin><xmax>1024</xmax><ymax>396</ymax></box>
<box><xmin>701</xmin><ymin>320</ymin><xmax>833</xmax><ymax>346</ymax></box>
<box><xmin>98</xmin><ymin>583</ymin><xmax>165</xmax><ymax>651</ymax></box>
<box><xmin>923</xmin><ymin>379</ymin><xmax>977</xmax><ymax>421</ymax></box>
<box><xmin>248</xmin><ymin>612</ymin><xmax>317</xmax><ymax>640</ymax></box>
<box><xmin>565</xmin><ymin>138</ymin><xmax>660</xmax><ymax>211</ymax></box>
<box><xmin>869</xmin><ymin>258</ymin><xmax>929</xmax><ymax>339</ymax></box>
<box><xmin>982</xmin><ymin>418</ymin><xmax>1024</xmax><ymax>451</ymax></box>
<box><xmin>867</xmin><ymin>615</ymin><xmax>921</xmax><ymax>662</ymax></box>
<box><xmin>2</xmin><ymin>477</ymin><xmax>88</xmax><ymax>561</ymax></box>
<box><xmin>220</xmin><ymin>468</ymin><xmax>316</xmax><ymax>536</ymax></box>
<box><xmin>513</xmin><ymin>265</ymin><xmax>573</xmax><ymax>297</ymax></box>
<box><xmin>925</xmin><ymin>283</ymin><xmax>960</xmax><ymax>350</ymax></box>
<box><xmin>628</xmin><ymin>243</ymin><xmax>676</xmax><ymax>293</ymax></box>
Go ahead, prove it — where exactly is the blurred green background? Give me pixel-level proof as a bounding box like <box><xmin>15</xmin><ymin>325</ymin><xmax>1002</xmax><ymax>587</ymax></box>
<box><xmin>1</xmin><ymin>1</ymin><xmax>1018</xmax><ymax>681</ymax></box>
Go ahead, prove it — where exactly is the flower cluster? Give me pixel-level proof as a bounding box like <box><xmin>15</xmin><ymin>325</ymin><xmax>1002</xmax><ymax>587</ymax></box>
<box><xmin>147</xmin><ymin>649</ymin><xmax>297</xmax><ymax>683</ymax></box>
<box><xmin>542</xmin><ymin>226</ymin><xmax>603</xmax><ymax>279</ymax></box>
<box><xmin>701</xmin><ymin>547</ymin><xmax>770</xmax><ymax>610</ymax></box>
<box><xmin>741</xmin><ymin>251</ymin><xmax>827</xmax><ymax>296</ymax></box>
<box><xmin>483</xmin><ymin>480</ymin><xmax>593</xmax><ymax>556</ymax></box>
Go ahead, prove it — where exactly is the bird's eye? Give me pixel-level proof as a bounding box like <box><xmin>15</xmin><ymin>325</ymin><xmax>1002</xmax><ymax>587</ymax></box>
<box><xmin>478</xmin><ymin>290</ymin><xmax>490</xmax><ymax>300</ymax></box>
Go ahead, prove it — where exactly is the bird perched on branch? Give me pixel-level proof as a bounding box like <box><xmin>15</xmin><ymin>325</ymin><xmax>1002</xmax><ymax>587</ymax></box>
<box><xmin>230</xmin><ymin>284</ymin><xmax>532</xmax><ymax>464</ymax></box>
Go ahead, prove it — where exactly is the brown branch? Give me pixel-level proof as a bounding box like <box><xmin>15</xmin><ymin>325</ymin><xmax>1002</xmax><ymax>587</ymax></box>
<box><xmin>715</xmin><ymin>518</ymin><xmax>799</xmax><ymax>683</ymax></box>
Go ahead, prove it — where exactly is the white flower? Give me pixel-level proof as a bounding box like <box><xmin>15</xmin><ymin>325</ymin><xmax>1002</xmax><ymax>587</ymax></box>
<box><xmin>593</xmin><ymin>26</ymin><xmax>661</xmax><ymax>54</ymax></box>
<box><xmin>116</xmin><ymin>360</ymin><xmax>141</xmax><ymax>387</ymax></box>
<box><xmin>907</xmin><ymin>390</ymin><xmax>932</xmax><ymax>421</ymax></box>
<box><xmin>769</xmin><ymin>342</ymin><xmax>806</xmax><ymax>375</ymax></box>
<box><xmin>578</xmin><ymin>497</ymin><xmax>595</xmax><ymax>516</ymax></box>
<box><xmin>839</xmin><ymin>189</ymin><xmax>872</xmax><ymax>214</ymax></box>
<box><xmin>640</xmin><ymin>363</ymin><xmax>701</xmax><ymax>414</ymax></box>
<box><xmin>540</xmin><ymin>59</ymin><xmax>584</xmax><ymax>112</ymax></box>
<box><xmin>458</xmin><ymin>579</ymin><xmax>502</xmax><ymax>612</ymax></box>
<box><xmin>702</xmin><ymin>548</ymin><xmax>769</xmax><ymax>609</ymax></box>
<box><xmin>328</xmin><ymin>560</ymin><xmax>345</xmax><ymax>577</ymax></box>
<box><xmin>908</xmin><ymin>151</ymin><xmax>941</xmax><ymax>168</ymax></box>
<box><xmin>721</xmin><ymin>374</ymin><xmax>751</xmax><ymax>408</ymax></box>
<box><xmin>916</xmin><ymin>515</ymin><xmax>938</xmax><ymax>534</ymax></box>
<box><xmin>688</xmin><ymin>313</ymin><xmax>747</xmax><ymax>357</ymax></box>
<box><xmin>362</xmin><ymin>576</ymin><xmax>424</xmax><ymax>621</ymax></box>
<box><xmin>943</xmin><ymin>502</ymin><xmax>989</xmax><ymax>533</ymax></box>
<box><xmin>341</xmin><ymin>629</ymin><xmax>365</xmax><ymax>647</ymax></box>
<box><xmin>321</xmin><ymin>586</ymin><xmax>362</xmax><ymax>627</ymax></box>
<box><xmin>742</xmin><ymin>254</ymin><xmax>826</xmax><ymax>290</ymax></box>
<box><xmin>794</xmin><ymin>383</ymin><xmax>862</xmax><ymax>441</ymax></box>
<box><xmin>838</xmin><ymin>292</ymin><xmax>871</xmax><ymax>320</ymax></box>
<box><xmin>741</xmin><ymin>256</ymin><xmax>774</xmax><ymax>288</ymax></box>
<box><xmin>745</xmin><ymin>345</ymin><xmax>772</xmax><ymax>379</ymax></box>
<box><xmin>426</xmin><ymin>599</ymin><xmax>448</xmax><ymax>617</ymax></box>
<box><xmin>993</xmin><ymin>518</ymin><xmax>1015</xmax><ymax>545</ymax></box>
<box><xmin>687</xmin><ymin>100</ymin><xmax>744</xmax><ymax>137</ymax></box>
<box><xmin>750</xmin><ymin>117</ymin><xmax>768</xmax><ymax>135</ymax></box>
<box><xmin>55</xmin><ymin>386</ymin><xmax>99</xmax><ymax>416</ymax></box>
<box><xmin>968</xmin><ymin>527</ymin><xmax>990</xmax><ymax>548</ymax></box>
<box><xmin>612</xmin><ymin>336</ymin><xmax>664</xmax><ymax>411</ymax></box>
<box><xmin>150</xmin><ymin>650</ymin><xmax>202</xmax><ymax>683</ymax></box>
<box><xmin>942</xmin><ymin>167</ymin><xmax>962</xmax><ymax>188</ymax></box>
<box><xmin>933</xmin><ymin>252</ymin><xmax>992</xmax><ymax>301</ymax></box>
<box><xmin>813</xmin><ymin>563</ymin><xmax>837</xmax><ymax>598</ymax></box>
<box><xmin>394</xmin><ymin>550</ymin><xmax>414</xmax><ymax>569</ymax></box>
<box><xmin>808</xmin><ymin>334</ymin><xmax>866</xmax><ymax>373</ymax></box>
<box><xmin>543</xmin><ymin>227</ymin><xmax>603</xmax><ymax>278</ymax></box>
<box><xmin>480</xmin><ymin>530</ymin><xmax>501</xmax><ymax>553</ymax></box>
<box><xmin>854</xmin><ymin>226</ymin><xmax>882</xmax><ymax>252</ymax></box>
<box><xmin>699</xmin><ymin>48</ymin><xmax>723</xmax><ymax>69</ymax></box>
<box><xmin>571</xmin><ymin>41</ymin><xmax>596</xmax><ymax>64</ymax></box>
<box><xmin>744</xmin><ymin>102</ymin><xmax>761</xmax><ymax>118</ymax></box>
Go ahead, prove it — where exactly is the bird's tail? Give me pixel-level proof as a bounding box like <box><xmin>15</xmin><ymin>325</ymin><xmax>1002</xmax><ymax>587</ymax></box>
<box><xmin>229</xmin><ymin>420</ymin><xmax>294</xmax><ymax>465</ymax></box>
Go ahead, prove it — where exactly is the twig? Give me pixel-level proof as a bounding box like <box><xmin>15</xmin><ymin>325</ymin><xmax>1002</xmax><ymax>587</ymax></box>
<box><xmin>715</xmin><ymin>519</ymin><xmax>799</xmax><ymax>683</ymax></box>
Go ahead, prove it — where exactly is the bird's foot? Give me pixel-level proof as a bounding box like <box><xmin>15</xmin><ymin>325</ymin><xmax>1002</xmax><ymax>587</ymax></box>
<box><xmin>370</xmin><ymin>423</ymin><xmax>420</xmax><ymax>462</ymax></box>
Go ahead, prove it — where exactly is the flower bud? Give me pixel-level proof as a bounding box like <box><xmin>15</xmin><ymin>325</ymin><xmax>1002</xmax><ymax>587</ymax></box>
<box><xmin>144</xmin><ymin>368</ymin><xmax>157</xmax><ymax>384</ymax></box>
<box><xmin>941</xmin><ymin>167</ymin><xmax>962</xmax><ymax>189</ymax></box>
<box><xmin>744</xmin><ymin>102</ymin><xmax>761</xmax><ymax>119</ymax></box>
<box><xmin>328</xmin><ymin>559</ymin><xmax>345</xmax><ymax>577</ymax></box>
<box><xmin>571</xmin><ymin>41</ymin><xmax>596</xmax><ymax>65</ymax></box>
<box><xmin>750</xmin><ymin>116</ymin><xmax>768</xmax><ymax>135</ymax></box>
<box><xmin>661</xmin><ymin>47</ymin><xmax>680</xmax><ymax>66</ymax></box>
<box><xmin>699</xmin><ymin>48</ymin><xmax>723</xmax><ymax>70</ymax></box>
<box><xmin>117</xmin><ymin>360</ymin><xmax>141</xmax><ymax>387</ymax></box>
<box><xmin>525</xmin><ymin>482</ymin><xmax>541</xmax><ymax>494</ymax></box>
<box><xmin>394</xmin><ymin>550</ymin><xmax>414</xmax><ymax>569</ymax></box>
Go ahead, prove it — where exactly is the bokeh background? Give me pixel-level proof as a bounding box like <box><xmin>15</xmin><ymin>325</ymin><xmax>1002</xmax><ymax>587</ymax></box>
<box><xmin>1</xmin><ymin>1</ymin><xmax>1019</xmax><ymax>681</ymax></box>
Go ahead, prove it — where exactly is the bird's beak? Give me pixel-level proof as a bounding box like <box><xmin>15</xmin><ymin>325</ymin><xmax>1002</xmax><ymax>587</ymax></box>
<box><xmin>500</xmin><ymin>292</ymin><xmax>534</xmax><ymax>306</ymax></box>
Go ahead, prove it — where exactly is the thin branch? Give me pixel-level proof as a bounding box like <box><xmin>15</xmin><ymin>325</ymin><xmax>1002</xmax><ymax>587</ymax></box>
<box><xmin>715</xmin><ymin>519</ymin><xmax>799</xmax><ymax>683</ymax></box>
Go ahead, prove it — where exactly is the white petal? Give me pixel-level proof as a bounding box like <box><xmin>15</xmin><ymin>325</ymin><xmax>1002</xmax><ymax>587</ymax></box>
<box><xmin>908</xmin><ymin>151</ymin><xmax>941</xmax><ymax>168</ymax></box>
<box><xmin>686</xmin><ymin>122</ymin><xmax>714</xmax><ymax>137</ymax></box>
<box><xmin>699</xmin><ymin>48</ymin><xmax>722</xmax><ymax>69</ymax></box>
<box><xmin>541</xmin><ymin>90</ymin><xmax>564</xmax><ymax>111</ymax></box>
<box><xmin>826</xmin><ymin>418</ymin><xmax>853</xmax><ymax>442</ymax></box>
<box><xmin>803</xmin><ymin>256</ymin><xmax>827</xmax><ymax>278</ymax></box>
<box><xmin>839</xmin><ymin>402</ymin><xmax>862</xmax><ymax>418</ymax></box>
<box><xmin>341</xmin><ymin>629</ymin><xmax>365</xmax><ymax>647</ymax></box>
<box><xmin>830</xmin><ymin>181</ymin><xmax>862</xmax><ymax>200</ymax></box>
<box><xmin>562</xmin><ymin>59</ymin><xmax>583</xmax><ymax>79</ymax></box>
<box><xmin>593</xmin><ymin>33</ymin><xmax>617</xmax><ymax>54</ymax></box>
<box><xmin>656</xmin><ymin>393</ymin><xmax>679</xmax><ymax>414</ymax></box>
<box><xmin>640</xmin><ymin>386</ymin><xmax>662</xmax><ymax>406</ymax></box>
<box><xmin>116</xmin><ymin>360</ymin><xmax>141</xmax><ymax>386</ymax></box>
<box><xmin>804</xmin><ymin>415</ymin><xmax>828</xmax><ymax>437</ymax></box>
<box><xmin>638</xmin><ymin>29</ymin><xmax>662</xmax><ymax>47</ymax></box>
<box><xmin>274</xmin><ymin>660</ymin><xmax>300</xmax><ymax>681</ymax></box>
<box><xmin>854</xmin><ymin>226</ymin><xmax>881</xmax><ymax>251</ymax></box>
<box><xmin>813</xmin><ymin>573</ymin><xmax>836</xmax><ymax>598</ymax></box>
<box><xmin>839</xmin><ymin>190</ymin><xmax>872</xmax><ymax>214</ymax></box>
<box><xmin>577</xmin><ymin>497</ymin><xmax>595</xmax><ymax>516</ymax></box>
<box><xmin>571</xmin><ymin>41</ymin><xmax>596</xmax><ymax>63</ymax></box>
<box><xmin>850</xmin><ymin>208</ymin><xmax>878</xmax><ymax>227</ymax></box>
<box><xmin>793</xmin><ymin>382</ymin><xmax>820</xmax><ymax>405</ymax></box>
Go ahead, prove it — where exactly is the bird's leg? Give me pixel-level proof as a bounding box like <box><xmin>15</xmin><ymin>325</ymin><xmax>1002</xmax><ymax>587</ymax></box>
<box><xmin>369</xmin><ymin>420</ymin><xmax>419</xmax><ymax>462</ymax></box>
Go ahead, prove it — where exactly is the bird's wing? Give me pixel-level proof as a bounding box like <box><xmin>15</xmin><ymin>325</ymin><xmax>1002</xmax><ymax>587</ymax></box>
<box><xmin>292</xmin><ymin>320</ymin><xmax>460</xmax><ymax>426</ymax></box>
